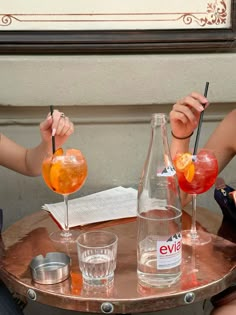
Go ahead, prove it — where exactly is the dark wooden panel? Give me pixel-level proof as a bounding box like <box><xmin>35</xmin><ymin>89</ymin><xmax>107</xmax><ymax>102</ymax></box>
<box><xmin>0</xmin><ymin>1</ymin><xmax>235</xmax><ymax>54</ymax></box>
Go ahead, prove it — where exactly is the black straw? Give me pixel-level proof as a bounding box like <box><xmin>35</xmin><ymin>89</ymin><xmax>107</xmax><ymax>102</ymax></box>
<box><xmin>193</xmin><ymin>82</ymin><xmax>209</xmax><ymax>155</ymax></box>
<box><xmin>50</xmin><ymin>105</ymin><xmax>56</xmax><ymax>154</ymax></box>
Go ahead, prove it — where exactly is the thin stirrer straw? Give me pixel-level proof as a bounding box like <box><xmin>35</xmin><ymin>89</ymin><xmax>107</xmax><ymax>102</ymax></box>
<box><xmin>193</xmin><ymin>82</ymin><xmax>209</xmax><ymax>155</ymax></box>
<box><xmin>50</xmin><ymin>105</ymin><xmax>56</xmax><ymax>154</ymax></box>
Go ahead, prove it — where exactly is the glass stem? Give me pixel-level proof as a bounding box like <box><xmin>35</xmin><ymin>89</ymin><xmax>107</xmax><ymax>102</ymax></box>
<box><xmin>190</xmin><ymin>193</ymin><xmax>198</xmax><ymax>239</ymax></box>
<box><xmin>61</xmin><ymin>194</ymin><xmax>71</xmax><ymax>238</ymax></box>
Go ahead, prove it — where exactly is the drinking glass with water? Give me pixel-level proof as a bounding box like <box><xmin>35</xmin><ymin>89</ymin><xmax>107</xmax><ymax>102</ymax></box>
<box><xmin>77</xmin><ymin>230</ymin><xmax>118</xmax><ymax>287</ymax></box>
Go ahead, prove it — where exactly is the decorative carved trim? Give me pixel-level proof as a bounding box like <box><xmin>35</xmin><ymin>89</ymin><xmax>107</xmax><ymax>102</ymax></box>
<box><xmin>0</xmin><ymin>0</ymin><xmax>235</xmax><ymax>53</ymax></box>
<box><xmin>0</xmin><ymin>1</ymin><xmax>230</xmax><ymax>29</ymax></box>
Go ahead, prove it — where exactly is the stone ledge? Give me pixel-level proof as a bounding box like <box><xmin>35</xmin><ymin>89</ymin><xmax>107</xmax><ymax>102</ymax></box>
<box><xmin>0</xmin><ymin>103</ymin><xmax>234</xmax><ymax>125</ymax></box>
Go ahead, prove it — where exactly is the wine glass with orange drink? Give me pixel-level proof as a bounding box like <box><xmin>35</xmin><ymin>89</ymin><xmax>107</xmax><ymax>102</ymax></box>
<box><xmin>174</xmin><ymin>149</ymin><xmax>218</xmax><ymax>245</ymax></box>
<box><xmin>42</xmin><ymin>148</ymin><xmax>88</xmax><ymax>243</ymax></box>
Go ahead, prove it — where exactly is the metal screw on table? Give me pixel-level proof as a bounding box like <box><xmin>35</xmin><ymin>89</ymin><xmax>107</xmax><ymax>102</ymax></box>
<box><xmin>184</xmin><ymin>292</ymin><xmax>195</xmax><ymax>304</ymax></box>
<box><xmin>27</xmin><ymin>289</ymin><xmax>37</xmax><ymax>301</ymax></box>
<box><xmin>101</xmin><ymin>302</ymin><xmax>114</xmax><ymax>313</ymax></box>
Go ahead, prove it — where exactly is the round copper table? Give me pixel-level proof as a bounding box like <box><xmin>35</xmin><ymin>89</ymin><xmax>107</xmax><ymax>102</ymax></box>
<box><xmin>0</xmin><ymin>207</ymin><xmax>236</xmax><ymax>313</ymax></box>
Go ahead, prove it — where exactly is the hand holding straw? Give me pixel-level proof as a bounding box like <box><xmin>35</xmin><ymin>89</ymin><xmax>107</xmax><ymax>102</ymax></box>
<box><xmin>193</xmin><ymin>82</ymin><xmax>209</xmax><ymax>155</ymax></box>
<box><xmin>50</xmin><ymin>105</ymin><xmax>56</xmax><ymax>154</ymax></box>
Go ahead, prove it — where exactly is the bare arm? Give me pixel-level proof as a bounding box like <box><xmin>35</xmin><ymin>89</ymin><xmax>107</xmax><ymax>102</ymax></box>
<box><xmin>204</xmin><ymin>109</ymin><xmax>236</xmax><ymax>174</ymax></box>
<box><xmin>0</xmin><ymin>110</ymin><xmax>74</xmax><ymax>176</ymax></box>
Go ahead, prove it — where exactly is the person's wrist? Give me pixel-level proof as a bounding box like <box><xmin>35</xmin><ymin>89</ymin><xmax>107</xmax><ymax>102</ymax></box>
<box><xmin>40</xmin><ymin>138</ymin><xmax>52</xmax><ymax>155</ymax></box>
<box><xmin>171</xmin><ymin>130</ymin><xmax>193</xmax><ymax>140</ymax></box>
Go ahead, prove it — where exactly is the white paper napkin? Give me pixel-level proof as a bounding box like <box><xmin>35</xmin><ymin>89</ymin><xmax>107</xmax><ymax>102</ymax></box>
<box><xmin>42</xmin><ymin>186</ymin><xmax>137</xmax><ymax>229</ymax></box>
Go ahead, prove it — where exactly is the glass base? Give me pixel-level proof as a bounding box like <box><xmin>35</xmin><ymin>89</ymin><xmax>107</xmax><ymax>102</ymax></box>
<box><xmin>182</xmin><ymin>229</ymin><xmax>211</xmax><ymax>246</ymax></box>
<box><xmin>50</xmin><ymin>230</ymin><xmax>79</xmax><ymax>243</ymax></box>
<box><xmin>137</xmin><ymin>271</ymin><xmax>181</xmax><ymax>288</ymax></box>
<box><xmin>82</xmin><ymin>274</ymin><xmax>114</xmax><ymax>287</ymax></box>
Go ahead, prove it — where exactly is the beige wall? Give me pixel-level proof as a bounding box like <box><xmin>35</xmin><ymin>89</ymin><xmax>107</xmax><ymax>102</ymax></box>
<box><xmin>1</xmin><ymin>52</ymin><xmax>236</xmax><ymax>229</ymax></box>
<box><xmin>1</xmin><ymin>53</ymin><xmax>236</xmax><ymax>106</ymax></box>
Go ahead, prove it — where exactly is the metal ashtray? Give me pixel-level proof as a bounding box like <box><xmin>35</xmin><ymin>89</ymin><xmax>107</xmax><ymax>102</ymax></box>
<box><xmin>30</xmin><ymin>252</ymin><xmax>71</xmax><ymax>284</ymax></box>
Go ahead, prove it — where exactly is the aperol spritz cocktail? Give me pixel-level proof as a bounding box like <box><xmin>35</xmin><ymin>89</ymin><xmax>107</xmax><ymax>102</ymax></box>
<box><xmin>174</xmin><ymin>149</ymin><xmax>218</xmax><ymax>245</ymax></box>
<box><xmin>42</xmin><ymin>148</ymin><xmax>88</xmax><ymax>242</ymax></box>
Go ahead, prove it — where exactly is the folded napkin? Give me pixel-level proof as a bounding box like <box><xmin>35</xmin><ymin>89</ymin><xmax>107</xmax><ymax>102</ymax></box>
<box><xmin>42</xmin><ymin>186</ymin><xmax>137</xmax><ymax>229</ymax></box>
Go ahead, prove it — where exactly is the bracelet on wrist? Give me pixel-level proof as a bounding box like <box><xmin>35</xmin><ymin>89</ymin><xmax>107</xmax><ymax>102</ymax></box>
<box><xmin>171</xmin><ymin>130</ymin><xmax>193</xmax><ymax>140</ymax></box>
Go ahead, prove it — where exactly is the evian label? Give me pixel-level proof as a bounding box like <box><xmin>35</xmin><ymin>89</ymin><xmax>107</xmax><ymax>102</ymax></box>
<box><xmin>156</xmin><ymin>233</ymin><xmax>182</xmax><ymax>270</ymax></box>
<box><xmin>157</xmin><ymin>166</ymin><xmax>176</xmax><ymax>177</ymax></box>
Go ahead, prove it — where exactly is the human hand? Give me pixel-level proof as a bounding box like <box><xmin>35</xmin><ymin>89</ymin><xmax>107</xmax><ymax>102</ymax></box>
<box><xmin>39</xmin><ymin>109</ymin><xmax>74</xmax><ymax>149</ymax></box>
<box><xmin>169</xmin><ymin>92</ymin><xmax>208</xmax><ymax>140</ymax></box>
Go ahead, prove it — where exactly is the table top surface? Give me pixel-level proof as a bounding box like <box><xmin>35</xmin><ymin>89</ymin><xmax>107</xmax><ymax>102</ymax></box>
<box><xmin>0</xmin><ymin>206</ymin><xmax>236</xmax><ymax>313</ymax></box>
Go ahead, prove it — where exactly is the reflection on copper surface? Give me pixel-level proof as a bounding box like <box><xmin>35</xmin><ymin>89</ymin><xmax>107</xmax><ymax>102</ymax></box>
<box><xmin>32</xmin><ymin>276</ymin><xmax>71</xmax><ymax>295</ymax></box>
<box><xmin>81</xmin><ymin>282</ymin><xmax>116</xmax><ymax>298</ymax></box>
<box><xmin>0</xmin><ymin>209</ymin><xmax>235</xmax><ymax>313</ymax></box>
<box><xmin>70</xmin><ymin>268</ymin><xmax>83</xmax><ymax>295</ymax></box>
<box><xmin>2</xmin><ymin>227</ymin><xmax>57</xmax><ymax>278</ymax></box>
<box><xmin>137</xmin><ymin>282</ymin><xmax>179</xmax><ymax>297</ymax></box>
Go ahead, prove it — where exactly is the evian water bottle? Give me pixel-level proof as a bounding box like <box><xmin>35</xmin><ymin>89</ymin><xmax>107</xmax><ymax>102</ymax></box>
<box><xmin>137</xmin><ymin>113</ymin><xmax>182</xmax><ymax>288</ymax></box>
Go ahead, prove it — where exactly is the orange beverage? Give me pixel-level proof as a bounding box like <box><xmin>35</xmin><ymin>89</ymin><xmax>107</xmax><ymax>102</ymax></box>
<box><xmin>42</xmin><ymin>148</ymin><xmax>88</xmax><ymax>195</ymax></box>
<box><xmin>174</xmin><ymin>149</ymin><xmax>218</xmax><ymax>195</ymax></box>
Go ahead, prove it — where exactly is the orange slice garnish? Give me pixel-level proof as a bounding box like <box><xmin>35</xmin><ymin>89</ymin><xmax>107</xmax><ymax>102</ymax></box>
<box><xmin>42</xmin><ymin>148</ymin><xmax>64</xmax><ymax>191</ymax></box>
<box><xmin>49</xmin><ymin>161</ymin><xmax>62</xmax><ymax>191</ymax></box>
<box><xmin>53</xmin><ymin>147</ymin><xmax>64</xmax><ymax>156</ymax></box>
<box><xmin>184</xmin><ymin>163</ymin><xmax>195</xmax><ymax>183</ymax></box>
<box><xmin>42</xmin><ymin>159</ymin><xmax>52</xmax><ymax>189</ymax></box>
<box><xmin>49</xmin><ymin>148</ymin><xmax>64</xmax><ymax>191</ymax></box>
<box><xmin>175</xmin><ymin>153</ymin><xmax>192</xmax><ymax>172</ymax></box>
<box><xmin>175</xmin><ymin>152</ymin><xmax>195</xmax><ymax>183</ymax></box>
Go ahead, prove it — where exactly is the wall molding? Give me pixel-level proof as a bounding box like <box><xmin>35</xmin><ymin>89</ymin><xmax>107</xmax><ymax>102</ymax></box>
<box><xmin>0</xmin><ymin>103</ymin><xmax>234</xmax><ymax>125</ymax></box>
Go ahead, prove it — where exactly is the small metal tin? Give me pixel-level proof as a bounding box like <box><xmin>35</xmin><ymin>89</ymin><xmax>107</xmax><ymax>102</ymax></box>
<box><xmin>30</xmin><ymin>252</ymin><xmax>71</xmax><ymax>284</ymax></box>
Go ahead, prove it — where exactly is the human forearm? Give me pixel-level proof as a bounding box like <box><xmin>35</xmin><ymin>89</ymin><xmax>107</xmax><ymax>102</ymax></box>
<box><xmin>170</xmin><ymin>136</ymin><xmax>191</xmax><ymax>160</ymax></box>
<box><xmin>0</xmin><ymin>110</ymin><xmax>74</xmax><ymax>177</ymax></box>
<box><xmin>25</xmin><ymin>140</ymin><xmax>51</xmax><ymax>176</ymax></box>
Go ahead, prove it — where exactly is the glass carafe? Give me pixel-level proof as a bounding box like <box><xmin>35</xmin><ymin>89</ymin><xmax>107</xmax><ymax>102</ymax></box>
<box><xmin>137</xmin><ymin>113</ymin><xmax>182</xmax><ymax>288</ymax></box>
